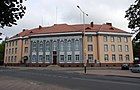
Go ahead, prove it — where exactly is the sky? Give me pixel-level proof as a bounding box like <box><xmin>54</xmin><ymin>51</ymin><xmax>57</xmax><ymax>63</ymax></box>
<box><xmin>0</xmin><ymin>0</ymin><xmax>136</xmax><ymax>40</ymax></box>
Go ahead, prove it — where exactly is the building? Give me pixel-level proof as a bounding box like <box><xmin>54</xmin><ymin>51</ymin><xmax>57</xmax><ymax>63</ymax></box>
<box><xmin>4</xmin><ymin>23</ymin><xmax>134</xmax><ymax>67</ymax></box>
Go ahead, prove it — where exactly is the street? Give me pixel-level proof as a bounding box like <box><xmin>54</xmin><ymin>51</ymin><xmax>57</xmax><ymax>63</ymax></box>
<box><xmin>0</xmin><ymin>67</ymin><xmax>140</xmax><ymax>90</ymax></box>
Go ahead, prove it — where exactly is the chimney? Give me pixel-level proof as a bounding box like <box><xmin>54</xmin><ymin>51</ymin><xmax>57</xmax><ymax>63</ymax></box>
<box><xmin>106</xmin><ymin>22</ymin><xmax>112</xmax><ymax>26</ymax></box>
<box><xmin>90</xmin><ymin>22</ymin><xmax>94</xmax><ymax>27</ymax></box>
<box><xmin>39</xmin><ymin>25</ymin><xmax>42</xmax><ymax>29</ymax></box>
<box><xmin>22</xmin><ymin>29</ymin><xmax>26</xmax><ymax>32</ymax></box>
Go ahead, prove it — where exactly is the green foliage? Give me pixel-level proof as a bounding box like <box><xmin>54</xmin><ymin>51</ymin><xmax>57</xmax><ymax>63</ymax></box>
<box><xmin>0</xmin><ymin>0</ymin><xmax>26</xmax><ymax>28</ymax></box>
<box><xmin>0</xmin><ymin>41</ymin><xmax>5</xmax><ymax>61</ymax></box>
<box><xmin>125</xmin><ymin>0</ymin><xmax>140</xmax><ymax>32</ymax></box>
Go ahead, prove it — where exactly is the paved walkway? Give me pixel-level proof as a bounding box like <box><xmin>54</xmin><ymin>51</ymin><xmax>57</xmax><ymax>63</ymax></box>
<box><xmin>0</xmin><ymin>76</ymin><xmax>71</xmax><ymax>90</ymax></box>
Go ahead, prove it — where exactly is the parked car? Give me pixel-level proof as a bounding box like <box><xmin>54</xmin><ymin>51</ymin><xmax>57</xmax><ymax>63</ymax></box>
<box><xmin>130</xmin><ymin>64</ymin><xmax>140</xmax><ymax>73</ymax></box>
<box><xmin>121</xmin><ymin>64</ymin><xmax>129</xmax><ymax>70</ymax></box>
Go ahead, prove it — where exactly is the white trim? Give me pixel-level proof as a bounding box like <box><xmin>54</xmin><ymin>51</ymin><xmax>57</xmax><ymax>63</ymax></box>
<box><xmin>97</xmin><ymin>32</ymin><xmax>132</xmax><ymax>36</ymax></box>
<box><xmin>6</xmin><ymin>37</ymin><xmax>22</xmax><ymax>41</ymax></box>
<box><xmin>67</xmin><ymin>62</ymin><xmax>72</xmax><ymax>63</ymax></box>
<box><xmin>31</xmin><ymin>62</ymin><xmax>36</xmax><ymax>63</ymax></box>
<box><xmin>74</xmin><ymin>62</ymin><xmax>80</xmax><ymax>63</ymax></box>
<box><xmin>38</xmin><ymin>62</ymin><xmax>43</xmax><ymax>63</ymax></box>
<box><xmin>59</xmin><ymin>62</ymin><xmax>65</xmax><ymax>63</ymax></box>
<box><xmin>45</xmin><ymin>62</ymin><xmax>50</xmax><ymax>63</ymax></box>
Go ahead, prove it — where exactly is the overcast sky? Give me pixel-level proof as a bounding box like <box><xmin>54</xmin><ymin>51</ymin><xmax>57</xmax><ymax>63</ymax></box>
<box><xmin>0</xmin><ymin>0</ymin><xmax>136</xmax><ymax>40</ymax></box>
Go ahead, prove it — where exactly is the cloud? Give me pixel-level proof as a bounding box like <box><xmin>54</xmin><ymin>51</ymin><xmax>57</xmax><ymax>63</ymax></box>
<box><xmin>0</xmin><ymin>0</ymin><xmax>135</xmax><ymax>38</ymax></box>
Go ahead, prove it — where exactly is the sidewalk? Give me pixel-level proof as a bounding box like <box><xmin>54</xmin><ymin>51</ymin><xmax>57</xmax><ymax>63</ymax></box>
<box><xmin>1</xmin><ymin>66</ymin><xmax>140</xmax><ymax>78</ymax></box>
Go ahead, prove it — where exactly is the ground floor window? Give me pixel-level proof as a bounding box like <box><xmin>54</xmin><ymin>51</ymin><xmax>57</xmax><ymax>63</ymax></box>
<box><xmin>104</xmin><ymin>54</ymin><xmax>109</xmax><ymax>61</ymax></box>
<box><xmin>32</xmin><ymin>55</ymin><xmax>36</xmax><ymax>62</ymax></box>
<box><xmin>75</xmin><ymin>55</ymin><xmax>80</xmax><ymax>61</ymax></box>
<box><xmin>45</xmin><ymin>55</ymin><xmax>50</xmax><ymax>61</ymax></box>
<box><xmin>125</xmin><ymin>54</ymin><xmax>130</xmax><ymax>61</ymax></box>
<box><xmin>112</xmin><ymin>54</ymin><xmax>116</xmax><ymax>61</ymax></box>
<box><xmin>119</xmin><ymin>54</ymin><xmax>123</xmax><ymax>61</ymax></box>
<box><xmin>39</xmin><ymin>55</ymin><xmax>43</xmax><ymax>62</ymax></box>
<box><xmin>68</xmin><ymin>55</ymin><xmax>72</xmax><ymax>61</ymax></box>
<box><xmin>60</xmin><ymin>55</ymin><xmax>64</xmax><ymax>61</ymax></box>
<box><xmin>88</xmin><ymin>54</ymin><xmax>93</xmax><ymax>62</ymax></box>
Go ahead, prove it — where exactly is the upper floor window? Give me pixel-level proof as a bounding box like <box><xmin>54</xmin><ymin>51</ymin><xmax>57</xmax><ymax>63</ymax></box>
<box><xmin>60</xmin><ymin>41</ymin><xmax>64</xmax><ymax>51</ymax></box>
<box><xmin>112</xmin><ymin>54</ymin><xmax>116</xmax><ymax>61</ymax></box>
<box><xmin>14</xmin><ymin>56</ymin><xmax>17</xmax><ymax>62</ymax></box>
<box><xmin>117</xmin><ymin>37</ymin><xmax>121</xmax><ymax>42</ymax></box>
<box><xmin>12</xmin><ymin>41</ymin><xmax>14</xmax><ymax>46</ymax></box>
<box><xmin>75</xmin><ymin>40</ymin><xmax>79</xmax><ymax>50</ymax></box>
<box><xmin>24</xmin><ymin>39</ymin><xmax>28</xmax><ymax>44</ymax></box>
<box><xmin>53</xmin><ymin>41</ymin><xmax>57</xmax><ymax>51</ymax></box>
<box><xmin>87</xmin><ymin>36</ymin><xmax>92</xmax><ymax>42</ymax></box>
<box><xmin>110</xmin><ymin>36</ymin><xmax>115</xmax><ymax>42</ymax></box>
<box><xmin>104</xmin><ymin>36</ymin><xmax>108</xmax><ymax>42</ymax></box>
<box><xmin>118</xmin><ymin>45</ymin><xmax>122</xmax><ymax>52</ymax></box>
<box><xmin>111</xmin><ymin>45</ymin><xmax>115</xmax><ymax>52</ymax></box>
<box><xmin>125</xmin><ymin>45</ymin><xmax>129</xmax><ymax>52</ymax></box>
<box><xmin>33</xmin><ymin>42</ymin><xmax>37</xmax><ymax>47</ymax></box>
<box><xmin>15</xmin><ymin>41</ymin><xmax>17</xmax><ymax>46</ymax></box>
<box><xmin>9</xmin><ymin>42</ymin><xmax>11</xmax><ymax>47</ymax></box>
<box><xmin>9</xmin><ymin>49</ymin><xmax>11</xmax><ymax>54</ymax></box>
<box><xmin>124</xmin><ymin>37</ymin><xmax>128</xmax><ymax>42</ymax></box>
<box><xmin>39</xmin><ymin>41</ymin><xmax>43</xmax><ymax>52</ymax></box>
<box><xmin>104</xmin><ymin>44</ymin><xmax>108</xmax><ymax>52</ymax></box>
<box><xmin>24</xmin><ymin>47</ymin><xmax>28</xmax><ymax>53</ymax></box>
<box><xmin>88</xmin><ymin>45</ymin><xmax>93</xmax><ymax>51</ymax></box>
<box><xmin>12</xmin><ymin>48</ymin><xmax>14</xmax><ymax>54</ymax></box>
<box><xmin>15</xmin><ymin>48</ymin><xmax>17</xmax><ymax>54</ymax></box>
<box><xmin>104</xmin><ymin>54</ymin><xmax>109</xmax><ymax>61</ymax></box>
<box><xmin>46</xmin><ymin>42</ymin><xmax>50</xmax><ymax>51</ymax></box>
<box><xmin>67</xmin><ymin>41</ymin><xmax>71</xmax><ymax>51</ymax></box>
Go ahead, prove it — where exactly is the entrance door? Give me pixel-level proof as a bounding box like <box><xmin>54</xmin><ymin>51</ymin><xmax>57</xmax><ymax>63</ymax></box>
<box><xmin>53</xmin><ymin>51</ymin><xmax>57</xmax><ymax>65</ymax></box>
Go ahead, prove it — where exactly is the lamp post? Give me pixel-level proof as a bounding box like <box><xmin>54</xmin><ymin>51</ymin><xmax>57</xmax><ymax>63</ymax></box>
<box><xmin>77</xmin><ymin>6</ymin><xmax>88</xmax><ymax>73</ymax></box>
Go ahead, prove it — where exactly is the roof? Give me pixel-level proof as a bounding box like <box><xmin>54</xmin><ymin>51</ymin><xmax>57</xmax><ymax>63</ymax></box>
<box><xmin>11</xmin><ymin>23</ymin><xmax>128</xmax><ymax>39</ymax></box>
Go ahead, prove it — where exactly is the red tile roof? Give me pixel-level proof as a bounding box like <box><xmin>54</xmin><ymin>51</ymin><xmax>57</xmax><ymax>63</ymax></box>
<box><xmin>11</xmin><ymin>23</ymin><xmax>128</xmax><ymax>38</ymax></box>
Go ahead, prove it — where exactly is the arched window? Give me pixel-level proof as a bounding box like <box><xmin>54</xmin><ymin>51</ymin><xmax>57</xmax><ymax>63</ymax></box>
<box><xmin>46</xmin><ymin>41</ymin><xmax>50</xmax><ymax>51</ymax></box>
<box><xmin>60</xmin><ymin>41</ymin><xmax>64</xmax><ymax>51</ymax></box>
<box><xmin>75</xmin><ymin>40</ymin><xmax>79</xmax><ymax>50</ymax></box>
<box><xmin>68</xmin><ymin>40</ymin><xmax>71</xmax><ymax>51</ymax></box>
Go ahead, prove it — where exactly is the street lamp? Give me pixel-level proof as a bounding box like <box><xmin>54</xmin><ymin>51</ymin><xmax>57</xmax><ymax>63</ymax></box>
<box><xmin>77</xmin><ymin>5</ymin><xmax>88</xmax><ymax>73</ymax></box>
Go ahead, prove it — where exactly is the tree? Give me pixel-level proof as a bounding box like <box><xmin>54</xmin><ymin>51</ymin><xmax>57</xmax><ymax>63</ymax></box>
<box><xmin>0</xmin><ymin>41</ymin><xmax>5</xmax><ymax>61</ymax></box>
<box><xmin>125</xmin><ymin>0</ymin><xmax>140</xmax><ymax>32</ymax></box>
<box><xmin>0</xmin><ymin>0</ymin><xmax>26</xmax><ymax>28</ymax></box>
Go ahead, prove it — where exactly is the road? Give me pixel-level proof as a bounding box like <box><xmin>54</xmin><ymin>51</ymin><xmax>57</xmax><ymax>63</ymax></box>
<box><xmin>0</xmin><ymin>67</ymin><xmax>140</xmax><ymax>90</ymax></box>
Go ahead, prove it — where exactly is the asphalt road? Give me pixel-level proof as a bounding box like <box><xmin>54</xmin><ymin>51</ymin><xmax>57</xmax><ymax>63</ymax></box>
<box><xmin>0</xmin><ymin>67</ymin><xmax>140</xmax><ymax>90</ymax></box>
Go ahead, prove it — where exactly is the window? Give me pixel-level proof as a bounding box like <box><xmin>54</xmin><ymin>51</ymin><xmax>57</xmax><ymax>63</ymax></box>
<box><xmin>87</xmin><ymin>36</ymin><xmax>92</xmax><ymax>42</ymax></box>
<box><xmin>11</xmin><ymin>48</ymin><xmax>13</xmax><ymax>54</ymax></box>
<box><xmin>75</xmin><ymin>55</ymin><xmax>80</xmax><ymax>61</ymax></box>
<box><xmin>124</xmin><ymin>37</ymin><xmax>128</xmax><ymax>42</ymax></box>
<box><xmin>14</xmin><ymin>56</ymin><xmax>17</xmax><ymax>62</ymax></box>
<box><xmin>32</xmin><ymin>55</ymin><xmax>36</xmax><ymax>62</ymax></box>
<box><xmin>39</xmin><ymin>41</ymin><xmax>43</xmax><ymax>52</ymax></box>
<box><xmin>67</xmin><ymin>41</ymin><xmax>71</xmax><ymax>51</ymax></box>
<box><xmin>125</xmin><ymin>55</ymin><xmax>130</xmax><ymax>61</ymax></box>
<box><xmin>15</xmin><ymin>48</ymin><xmax>17</xmax><ymax>54</ymax></box>
<box><xmin>111</xmin><ymin>45</ymin><xmax>115</xmax><ymax>52</ymax></box>
<box><xmin>6</xmin><ymin>49</ymin><xmax>8</xmax><ymax>54</ymax></box>
<box><xmin>75</xmin><ymin>40</ymin><xmax>79</xmax><ymax>50</ymax></box>
<box><xmin>118</xmin><ymin>45</ymin><xmax>122</xmax><ymax>52</ymax></box>
<box><xmin>88</xmin><ymin>45</ymin><xmax>93</xmax><ymax>51</ymax></box>
<box><xmin>53</xmin><ymin>41</ymin><xmax>57</xmax><ymax>51</ymax></box>
<box><xmin>24</xmin><ymin>47</ymin><xmax>28</xmax><ymax>53</ymax></box>
<box><xmin>11</xmin><ymin>56</ymin><xmax>13</xmax><ymax>62</ymax></box>
<box><xmin>88</xmin><ymin>54</ymin><xmax>93</xmax><ymax>62</ymax></box>
<box><xmin>125</xmin><ymin>45</ymin><xmax>129</xmax><ymax>52</ymax></box>
<box><xmin>9</xmin><ymin>42</ymin><xmax>11</xmax><ymax>47</ymax></box>
<box><xmin>12</xmin><ymin>41</ymin><xmax>14</xmax><ymax>46</ymax></box>
<box><xmin>8</xmin><ymin>56</ymin><xmax>10</xmax><ymax>62</ymax></box>
<box><xmin>60</xmin><ymin>55</ymin><xmax>64</xmax><ymax>61</ymax></box>
<box><xmin>33</xmin><ymin>42</ymin><xmax>37</xmax><ymax>47</ymax></box>
<box><xmin>24</xmin><ymin>39</ymin><xmax>28</xmax><ymax>44</ymax></box>
<box><xmin>104</xmin><ymin>44</ymin><xmax>108</xmax><ymax>52</ymax></box>
<box><xmin>46</xmin><ymin>42</ymin><xmax>50</xmax><ymax>51</ymax></box>
<box><xmin>112</xmin><ymin>54</ymin><xmax>116</xmax><ymax>61</ymax></box>
<box><xmin>104</xmin><ymin>36</ymin><xmax>108</xmax><ymax>42</ymax></box>
<box><xmin>104</xmin><ymin>54</ymin><xmax>109</xmax><ymax>61</ymax></box>
<box><xmin>60</xmin><ymin>41</ymin><xmax>64</xmax><ymax>51</ymax></box>
<box><xmin>110</xmin><ymin>36</ymin><xmax>115</xmax><ymax>42</ymax></box>
<box><xmin>15</xmin><ymin>41</ymin><xmax>17</xmax><ymax>46</ymax></box>
<box><xmin>117</xmin><ymin>37</ymin><xmax>121</xmax><ymax>42</ymax></box>
<box><xmin>119</xmin><ymin>54</ymin><xmax>123</xmax><ymax>61</ymax></box>
<box><xmin>9</xmin><ymin>49</ymin><xmax>11</xmax><ymax>54</ymax></box>
<box><xmin>68</xmin><ymin>55</ymin><xmax>72</xmax><ymax>61</ymax></box>
<box><xmin>46</xmin><ymin>55</ymin><xmax>50</xmax><ymax>61</ymax></box>
<box><xmin>39</xmin><ymin>55</ymin><xmax>43</xmax><ymax>62</ymax></box>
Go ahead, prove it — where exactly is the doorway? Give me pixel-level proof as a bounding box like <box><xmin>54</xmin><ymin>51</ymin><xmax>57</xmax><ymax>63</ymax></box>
<box><xmin>53</xmin><ymin>51</ymin><xmax>57</xmax><ymax>65</ymax></box>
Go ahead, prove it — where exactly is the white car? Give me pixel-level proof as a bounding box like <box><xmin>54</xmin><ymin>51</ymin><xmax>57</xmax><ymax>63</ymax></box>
<box><xmin>130</xmin><ymin>64</ymin><xmax>140</xmax><ymax>73</ymax></box>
